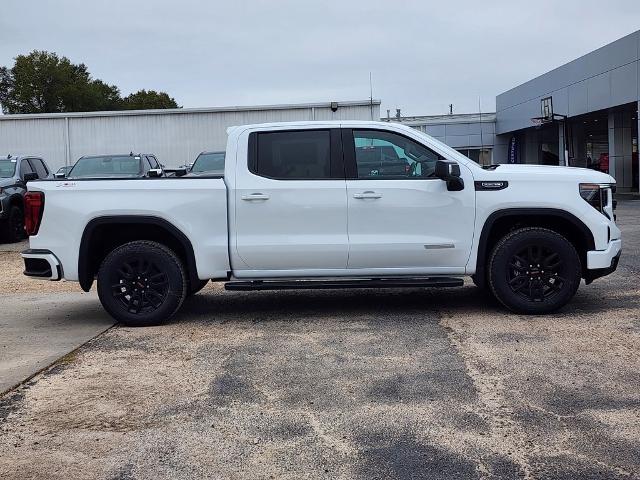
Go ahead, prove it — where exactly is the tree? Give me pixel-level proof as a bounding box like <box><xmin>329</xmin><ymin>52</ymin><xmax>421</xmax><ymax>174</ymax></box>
<box><xmin>0</xmin><ymin>51</ymin><xmax>178</xmax><ymax>114</ymax></box>
<box><xmin>121</xmin><ymin>89</ymin><xmax>178</xmax><ymax>110</ymax></box>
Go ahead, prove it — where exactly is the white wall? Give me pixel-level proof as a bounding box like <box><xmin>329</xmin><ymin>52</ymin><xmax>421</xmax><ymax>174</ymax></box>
<box><xmin>0</xmin><ymin>101</ymin><xmax>380</xmax><ymax>170</ymax></box>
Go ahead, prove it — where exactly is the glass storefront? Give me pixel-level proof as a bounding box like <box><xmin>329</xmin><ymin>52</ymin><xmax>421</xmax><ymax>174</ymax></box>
<box><xmin>456</xmin><ymin>148</ymin><xmax>492</xmax><ymax>166</ymax></box>
<box><xmin>567</xmin><ymin>105</ymin><xmax>638</xmax><ymax>192</ymax></box>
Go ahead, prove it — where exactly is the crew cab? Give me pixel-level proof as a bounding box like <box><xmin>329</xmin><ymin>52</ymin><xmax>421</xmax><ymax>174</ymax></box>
<box><xmin>21</xmin><ymin>121</ymin><xmax>621</xmax><ymax>326</ymax></box>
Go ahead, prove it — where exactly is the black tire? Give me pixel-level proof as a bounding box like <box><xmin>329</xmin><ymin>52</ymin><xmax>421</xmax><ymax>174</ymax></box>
<box><xmin>97</xmin><ymin>241</ymin><xmax>187</xmax><ymax>327</ymax></box>
<box><xmin>187</xmin><ymin>279</ymin><xmax>209</xmax><ymax>297</ymax></box>
<box><xmin>1</xmin><ymin>206</ymin><xmax>25</xmax><ymax>243</ymax></box>
<box><xmin>488</xmin><ymin>227</ymin><xmax>581</xmax><ymax>314</ymax></box>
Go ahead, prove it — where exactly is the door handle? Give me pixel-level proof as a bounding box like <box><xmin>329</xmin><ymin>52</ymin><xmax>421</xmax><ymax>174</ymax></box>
<box><xmin>353</xmin><ymin>191</ymin><xmax>382</xmax><ymax>199</ymax></box>
<box><xmin>241</xmin><ymin>193</ymin><xmax>270</xmax><ymax>201</ymax></box>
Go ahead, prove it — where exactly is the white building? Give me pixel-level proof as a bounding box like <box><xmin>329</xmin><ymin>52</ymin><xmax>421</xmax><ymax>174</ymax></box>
<box><xmin>0</xmin><ymin>100</ymin><xmax>380</xmax><ymax>170</ymax></box>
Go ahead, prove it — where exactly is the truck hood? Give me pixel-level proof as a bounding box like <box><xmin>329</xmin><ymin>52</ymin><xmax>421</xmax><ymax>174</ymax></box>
<box><xmin>486</xmin><ymin>164</ymin><xmax>615</xmax><ymax>184</ymax></box>
<box><xmin>0</xmin><ymin>177</ymin><xmax>16</xmax><ymax>189</ymax></box>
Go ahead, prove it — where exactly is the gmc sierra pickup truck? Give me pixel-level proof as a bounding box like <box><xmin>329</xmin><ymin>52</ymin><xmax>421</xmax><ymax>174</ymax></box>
<box><xmin>21</xmin><ymin>121</ymin><xmax>621</xmax><ymax>326</ymax></box>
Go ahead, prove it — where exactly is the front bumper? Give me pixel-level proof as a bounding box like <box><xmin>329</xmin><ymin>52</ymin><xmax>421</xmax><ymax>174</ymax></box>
<box><xmin>22</xmin><ymin>249</ymin><xmax>62</xmax><ymax>280</ymax></box>
<box><xmin>585</xmin><ymin>239</ymin><xmax>621</xmax><ymax>284</ymax></box>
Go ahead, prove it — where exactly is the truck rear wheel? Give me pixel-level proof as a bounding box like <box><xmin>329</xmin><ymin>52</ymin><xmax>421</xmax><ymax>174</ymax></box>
<box><xmin>488</xmin><ymin>227</ymin><xmax>581</xmax><ymax>314</ymax></box>
<box><xmin>97</xmin><ymin>240</ymin><xmax>187</xmax><ymax>327</ymax></box>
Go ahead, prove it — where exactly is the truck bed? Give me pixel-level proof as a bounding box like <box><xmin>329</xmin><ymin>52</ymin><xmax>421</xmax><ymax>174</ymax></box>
<box><xmin>27</xmin><ymin>177</ymin><xmax>230</xmax><ymax>282</ymax></box>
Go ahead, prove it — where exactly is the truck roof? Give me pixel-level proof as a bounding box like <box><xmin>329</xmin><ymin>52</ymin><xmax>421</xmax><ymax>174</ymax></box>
<box><xmin>229</xmin><ymin>120</ymin><xmax>396</xmax><ymax>130</ymax></box>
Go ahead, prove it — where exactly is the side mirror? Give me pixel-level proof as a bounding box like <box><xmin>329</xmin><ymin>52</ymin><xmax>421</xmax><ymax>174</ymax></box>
<box><xmin>23</xmin><ymin>172</ymin><xmax>38</xmax><ymax>182</ymax></box>
<box><xmin>147</xmin><ymin>168</ymin><xmax>163</xmax><ymax>178</ymax></box>
<box><xmin>54</xmin><ymin>172</ymin><xmax>66</xmax><ymax>179</ymax></box>
<box><xmin>435</xmin><ymin>160</ymin><xmax>464</xmax><ymax>191</ymax></box>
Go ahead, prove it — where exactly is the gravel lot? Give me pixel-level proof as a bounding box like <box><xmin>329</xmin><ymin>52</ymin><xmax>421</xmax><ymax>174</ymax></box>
<box><xmin>0</xmin><ymin>240</ymin><xmax>78</xmax><ymax>294</ymax></box>
<box><xmin>0</xmin><ymin>202</ymin><xmax>638</xmax><ymax>479</ymax></box>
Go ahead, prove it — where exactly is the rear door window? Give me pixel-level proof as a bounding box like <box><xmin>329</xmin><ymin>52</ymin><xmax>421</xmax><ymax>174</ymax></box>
<box><xmin>249</xmin><ymin>130</ymin><xmax>342</xmax><ymax>180</ymax></box>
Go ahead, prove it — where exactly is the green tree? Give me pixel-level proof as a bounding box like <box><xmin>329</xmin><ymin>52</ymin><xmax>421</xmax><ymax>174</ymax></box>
<box><xmin>0</xmin><ymin>51</ymin><xmax>177</xmax><ymax>114</ymax></box>
<box><xmin>121</xmin><ymin>89</ymin><xmax>179</xmax><ymax>110</ymax></box>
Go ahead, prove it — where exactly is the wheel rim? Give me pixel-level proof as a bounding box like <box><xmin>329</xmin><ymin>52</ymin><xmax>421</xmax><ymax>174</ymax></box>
<box><xmin>506</xmin><ymin>244</ymin><xmax>566</xmax><ymax>302</ymax></box>
<box><xmin>110</xmin><ymin>257</ymin><xmax>169</xmax><ymax>314</ymax></box>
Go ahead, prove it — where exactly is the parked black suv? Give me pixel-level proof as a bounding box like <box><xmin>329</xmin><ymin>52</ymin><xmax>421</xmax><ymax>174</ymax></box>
<box><xmin>0</xmin><ymin>155</ymin><xmax>51</xmax><ymax>242</ymax></box>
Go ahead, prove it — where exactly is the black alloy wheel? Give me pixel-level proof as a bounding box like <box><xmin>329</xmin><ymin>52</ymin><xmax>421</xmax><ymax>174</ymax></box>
<box><xmin>97</xmin><ymin>241</ymin><xmax>187</xmax><ymax>326</ymax></box>
<box><xmin>506</xmin><ymin>244</ymin><xmax>565</xmax><ymax>302</ymax></box>
<box><xmin>111</xmin><ymin>258</ymin><xmax>170</xmax><ymax>314</ymax></box>
<box><xmin>489</xmin><ymin>227</ymin><xmax>582</xmax><ymax>314</ymax></box>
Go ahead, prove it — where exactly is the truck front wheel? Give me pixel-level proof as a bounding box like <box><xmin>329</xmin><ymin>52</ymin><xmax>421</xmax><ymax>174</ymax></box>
<box><xmin>97</xmin><ymin>241</ymin><xmax>187</xmax><ymax>327</ymax></box>
<box><xmin>488</xmin><ymin>227</ymin><xmax>581</xmax><ymax>314</ymax></box>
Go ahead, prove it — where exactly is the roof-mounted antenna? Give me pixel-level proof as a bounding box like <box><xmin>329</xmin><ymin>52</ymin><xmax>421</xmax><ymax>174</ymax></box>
<box><xmin>479</xmin><ymin>97</ymin><xmax>484</xmax><ymax>165</ymax></box>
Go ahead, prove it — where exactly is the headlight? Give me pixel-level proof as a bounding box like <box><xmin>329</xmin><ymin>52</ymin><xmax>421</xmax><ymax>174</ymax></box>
<box><xmin>579</xmin><ymin>183</ymin><xmax>615</xmax><ymax>220</ymax></box>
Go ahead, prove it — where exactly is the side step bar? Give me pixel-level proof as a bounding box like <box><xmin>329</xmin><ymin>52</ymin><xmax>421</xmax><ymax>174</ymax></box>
<box><xmin>225</xmin><ymin>277</ymin><xmax>464</xmax><ymax>291</ymax></box>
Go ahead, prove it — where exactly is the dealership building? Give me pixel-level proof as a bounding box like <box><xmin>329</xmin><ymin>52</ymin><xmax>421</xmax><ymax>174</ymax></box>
<box><xmin>391</xmin><ymin>29</ymin><xmax>640</xmax><ymax>194</ymax></box>
<box><xmin>494</xmin><ymin>29</ymin><xmax>639</xmax><ymax>194</ymax></box>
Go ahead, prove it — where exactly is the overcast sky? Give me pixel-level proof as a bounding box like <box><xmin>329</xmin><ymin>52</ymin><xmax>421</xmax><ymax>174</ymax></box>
<box><xmin>1</xmin><ymin>0</ymin><xmax>639</xmax><ymax>116</ymax></box>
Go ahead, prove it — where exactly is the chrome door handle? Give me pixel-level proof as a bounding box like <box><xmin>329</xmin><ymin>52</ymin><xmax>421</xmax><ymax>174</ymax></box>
<box><xmin>241</xmin><ymin>193</ymin><xmax>270</xmax><ymax>201</ymax></box>
<box><xmin>353</xmin><ymin>191</ymin><xmax>382</xmax><ymax>199</ymax></box>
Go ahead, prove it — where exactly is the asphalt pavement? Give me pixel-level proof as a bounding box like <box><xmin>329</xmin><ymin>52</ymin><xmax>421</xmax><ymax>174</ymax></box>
<box><xmin>0</xmin><ymin>292</ymin><xmax>113</xmax><ymax>394</ymax></box>
<box><xmin>0</xmin><ymin>200</ymin><xmax>638</xmax><ymax>479</ymax></box>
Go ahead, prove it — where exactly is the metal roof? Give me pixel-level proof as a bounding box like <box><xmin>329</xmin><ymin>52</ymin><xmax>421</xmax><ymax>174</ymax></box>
<box><xmin>0</xmin><ymin>99</ymin><xmax>381</xmax><ymax>121</ymax></box>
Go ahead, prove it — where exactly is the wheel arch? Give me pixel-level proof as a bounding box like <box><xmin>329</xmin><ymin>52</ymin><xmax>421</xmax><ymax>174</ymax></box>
<box><xmin>473</xmin><ymin>208</ymin><xmax>595</xmax><ymax>288</ymax></box>
<box><xmin>78</xmin><ymin>216</ymin><xmax>199</xmax><ymax>292</ymax></box>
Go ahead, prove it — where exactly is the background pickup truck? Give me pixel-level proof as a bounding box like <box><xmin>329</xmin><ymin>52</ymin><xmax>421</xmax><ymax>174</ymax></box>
<box><xmin>21</xmin><ymin>121</ymin><xmax>621</xmax><ymax>326</ymax></box>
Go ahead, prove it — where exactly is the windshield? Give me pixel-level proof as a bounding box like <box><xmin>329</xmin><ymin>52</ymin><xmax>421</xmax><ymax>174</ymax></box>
<box><xmin>0</xmin><ymin>159</ymin><xmax>17</xmax><ymax>178</ymax></box>
<box><xmin>68</xmin><ymin>156</ymin><xmax>143</xmax><ymax>178</ymax></box>
<box><xmin>191</xmin><ymin>152</ymin><xmax>225</xmax><ymax>173</ymax></box>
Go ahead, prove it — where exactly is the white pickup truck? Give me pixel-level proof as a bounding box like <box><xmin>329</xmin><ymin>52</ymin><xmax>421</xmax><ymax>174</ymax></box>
<box><xmin>22</xmin><ymin>121</ymin><xmax>621</xmax><ymax>326</ymax></box>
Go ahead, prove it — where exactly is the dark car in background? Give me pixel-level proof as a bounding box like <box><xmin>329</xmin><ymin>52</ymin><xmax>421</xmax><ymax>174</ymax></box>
<box><xmin>188</xmin><ymin>151</ymin><xmax>225</xmax><ymax>176</ymax></box>
<box><xmin>67</xmin><ymin>153</ymin><xmax>164</xmax><ymax>179</ymax></box>
<box><xmin>0</xmin><ymin>155</ymin><xmax>51</xmax><ymax>242</ymax></box>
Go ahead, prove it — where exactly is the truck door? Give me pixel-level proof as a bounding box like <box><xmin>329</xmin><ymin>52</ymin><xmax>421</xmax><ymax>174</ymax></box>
<box><xmin>343</xmin><ymin>128</ymin><xmax>476</xmax><ymax>273</ymax></box>
<box><xmin>233</xmin><ymin>128</ymin><xmax>348</xmax><ymax>274</ymax></box>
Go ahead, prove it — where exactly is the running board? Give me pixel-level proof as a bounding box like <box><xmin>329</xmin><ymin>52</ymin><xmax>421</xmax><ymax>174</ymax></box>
<box><xmin>224</xmin><ymin>277</ymin><xmax>464</xmax><ymax>291</ymax></box>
